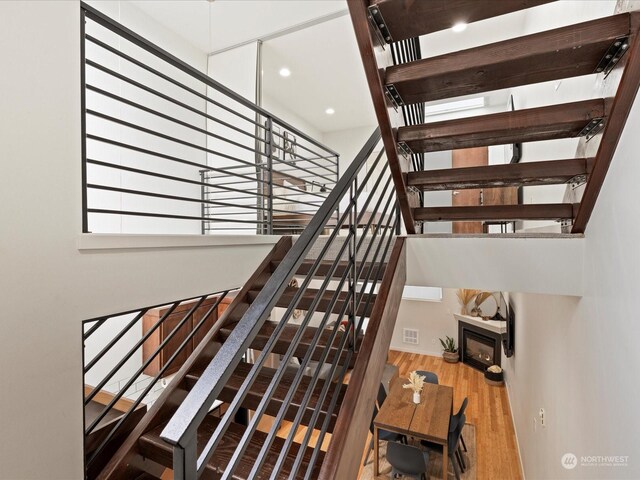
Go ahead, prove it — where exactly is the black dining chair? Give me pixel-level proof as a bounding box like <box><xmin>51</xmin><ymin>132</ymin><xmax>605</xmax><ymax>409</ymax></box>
<box><xmin>421</xmin><ymin>413</ymin><xmax>466</xmax><ymax>480</ymax></box>
<box><xmin>376</xmin><ymin>382</ymin><xmax>388</xmax><ymax>408</ymax></box>
<box><xmin>416</xmin><ymin>370</ymin><xmax>439</xmax><ymax>384</ymax></box>
<box><xmin>450</xmin><ymin>397</ymin><xmax>469</xmax><ymax>453</ymax></box>
<box><xmin>364</xmin><ymin>404</ymin><xmax>407</xmax><ymax>465</ymax></box>
<box><xmin>387</xmin><ymin>441</ymin><xmax>430</xmax><ymax>480</ymax></box>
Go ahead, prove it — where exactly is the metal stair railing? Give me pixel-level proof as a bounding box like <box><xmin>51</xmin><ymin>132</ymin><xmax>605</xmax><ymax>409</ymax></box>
<box><xmin>161</xmin><ymin>127</ymin><xmax>402</xmax><ymax>479</ymax></box>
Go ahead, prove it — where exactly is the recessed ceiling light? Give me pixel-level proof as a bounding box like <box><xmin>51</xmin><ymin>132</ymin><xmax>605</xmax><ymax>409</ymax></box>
<box><xmin>279</xmin><ymin>67</ymin><xmax>291</xmax><ymax>77</ymax></box>
<box><xmin>452</xmin><ymin>22</ymin><xmax>467</xmax><ymax>33</ymax></box>
<box><xmin>325</xmin><ymin>108</ymin><xmax>335</xmax><ymax>115</ymax></box>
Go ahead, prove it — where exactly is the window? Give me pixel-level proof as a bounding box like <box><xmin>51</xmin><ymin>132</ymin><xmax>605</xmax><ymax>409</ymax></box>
<box><xmin>402</xmin><ymin>286</ymin><xmax>442</xmax><ymax>302</ymax></box>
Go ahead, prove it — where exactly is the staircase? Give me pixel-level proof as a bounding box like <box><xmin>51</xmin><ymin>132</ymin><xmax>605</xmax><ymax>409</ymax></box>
<box><xmin>83</xmin><ymin>2</ymin><xmax>640</xmax><ymax>479</ymax></box>
<box><xmin>89</xmin><ymin>130</ymin><xmax>406</xmax><ymax>480</ymax></box>
<box><xmin>351</xmin><ymin>0</ymin><xmax>640</xmax><ymax>234</ymax></box>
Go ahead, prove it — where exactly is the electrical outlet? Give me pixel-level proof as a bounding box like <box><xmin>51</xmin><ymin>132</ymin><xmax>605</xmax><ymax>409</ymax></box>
<box><xmin>539</xmin><ymin>408</ymin><xmax>546</xmax><ymax>427</ymax></box>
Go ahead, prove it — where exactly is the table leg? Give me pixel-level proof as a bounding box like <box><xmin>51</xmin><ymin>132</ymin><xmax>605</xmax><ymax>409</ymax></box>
<box><xmin>373</xmin><ymin>426</ymin><xmax>380</xmax><ymax>476</ymax></box>
<box><xmin>442</xmin><ymin>442</ymin><xmax>448</xmax><ymax>480</ymax></box>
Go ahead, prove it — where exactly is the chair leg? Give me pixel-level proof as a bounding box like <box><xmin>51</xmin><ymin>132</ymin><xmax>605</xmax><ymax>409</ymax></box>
<box><xmin>364</xmin><ymin>438</ymin><xmax>374</xmax><ymax>466</ymax></box>
<box><xmin>456</xmin><ymin>448</ymin><xmax>466</xmax><ymax>472</ymax></box>
<box><xmin>461</xmin><ymin>433</ymin><xmax>468</xmax><ymax>452</ymax></box>
<box><xmin>455</xmin><ymin>449</ymin><xmax>463</xmax><ymax>472</ymax></box>
<box><xmin>451</xmin><ymin>453</ymin><xmax>462</xmax><ymax>480</ymax></box>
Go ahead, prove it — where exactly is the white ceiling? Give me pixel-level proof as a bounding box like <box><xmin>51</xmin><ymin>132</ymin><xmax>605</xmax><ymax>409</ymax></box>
<box><xmin>261</xmin><ymin>15</ymin><xmax>377</xmax><ymax>133</ymax></box>
<box><xmin>126</xmin><ymin>0</ymin><xmax>617</xmax><ymax>135</ymax></box>
<box><xmin>131</xmin><ymin>0</ymin><xmax>346</xmax><ymax>54</ymax></box>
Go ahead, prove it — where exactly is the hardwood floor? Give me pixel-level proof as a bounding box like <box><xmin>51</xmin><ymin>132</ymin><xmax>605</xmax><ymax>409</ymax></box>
<box><xmin>162</xmin><ymin>351</ymin><xmax>521</xmax><ymax>479</ymax></box>
<box><xmin>386</xmin><ymin>350</ymin><xmax>522</xmax><ymax>480</ymax></box>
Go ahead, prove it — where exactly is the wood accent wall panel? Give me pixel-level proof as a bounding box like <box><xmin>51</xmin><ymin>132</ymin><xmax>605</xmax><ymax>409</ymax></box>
<box><xmin>452</xmin><ymin>147</ymin><xmax>486</xmax><ymax>233</ymax></box>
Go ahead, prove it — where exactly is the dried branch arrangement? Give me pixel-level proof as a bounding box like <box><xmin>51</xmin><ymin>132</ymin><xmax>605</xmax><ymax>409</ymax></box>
<box><xmin>456</xmin><ymin>289</ymin><xmax>480</xmax><ymax>315</ymax></box>
<box><xmin>403</xmin><ymin>371</ymin><xmax>426</xmax><ymax>394</ymax></box>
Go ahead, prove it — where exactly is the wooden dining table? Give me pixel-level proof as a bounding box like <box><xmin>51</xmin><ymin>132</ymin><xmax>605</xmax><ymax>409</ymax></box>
<box><xmin>373</xmin><ymin>376</ymin><xmax>454</xmax><ymax>479</ymax></box>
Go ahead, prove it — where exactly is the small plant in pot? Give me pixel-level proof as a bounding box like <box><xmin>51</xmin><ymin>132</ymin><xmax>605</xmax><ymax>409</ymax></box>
<box><xmin>439</xmin><ymin>336</ymin><xmax>459</xmax><ymax>363</ymax></box>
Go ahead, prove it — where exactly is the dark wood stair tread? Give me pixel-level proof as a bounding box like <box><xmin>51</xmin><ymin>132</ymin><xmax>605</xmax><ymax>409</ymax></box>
<box><xmin>386</xmin><ymin>13</ymin><xmax>633</xmax><ymax>104</ymax></box>
<box><xmin>407</xmin><ymin>158</ymin><xmax>594</xmax><ymax>191</ymax></box>
<box><xmin>271</xmin><ymin>259</ymin><xmax>387</xmax><ymax>281</ymax></box>
<box><xmin>139</xmin><ymin>414</ymin><xmax>324</xmax><ymax>479</ymax></box>
<box><xmin>255</xmin><ymin>286</ymin><xmax>376</xmax><ymax>317</ymax></box>
<box><xmin>220</xmin><ymin>320</ymin><xmax>360</xmax><ymax>367</ymax></box>
<box><xmin>369</xmin><ymin>0</ymin><xmax>554</xmax><ymax>43</ymax></box>
<box><xmin>186</xmin><ymin>361</ymin><xmax>346</xmax><ymax>433</ymax></box>
<box><xmin>398</xmin><ymin>99</ymin><xmax>605</xmax><ymax>153</ymax></box>
<box><xmin>413</xmin><ymin>204</ymin><xmax>576</xmax><ymax>222</ymax></box>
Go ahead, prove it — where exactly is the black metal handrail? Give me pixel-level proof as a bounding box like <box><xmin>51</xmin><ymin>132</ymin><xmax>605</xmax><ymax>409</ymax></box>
<box><xmin>160</xmin><ymin>127</ymin><xmax>401</xmax><ymax>479</ymax></box>
<box><xmin>80</xmin><ymin>3</ymin><xmax>338</xmax><ymax>235</ymax></box>
<box><xmin>82</xmin><ymin>288</ymin><xmax>236</xmax><ymax>475</ymax></box>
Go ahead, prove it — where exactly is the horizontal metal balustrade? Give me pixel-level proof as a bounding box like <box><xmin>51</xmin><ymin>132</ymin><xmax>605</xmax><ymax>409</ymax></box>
<box><xmin>81</xmin><ymin>4</ymin><xmax>338</xmax><ymax>235</ymax></box>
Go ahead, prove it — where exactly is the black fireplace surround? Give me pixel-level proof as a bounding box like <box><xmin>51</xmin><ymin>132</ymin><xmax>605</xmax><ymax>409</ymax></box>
<box><xmin>458</xmin><ymin>320</ymin><xmax>503</xmax><ymax>371</ymax></box>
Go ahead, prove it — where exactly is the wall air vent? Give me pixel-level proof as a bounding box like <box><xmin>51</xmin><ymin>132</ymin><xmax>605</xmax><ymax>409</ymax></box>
<box><xmin>403</xmin><ymin>328</ymin><xmax>419</xmax><ymax>345</ymax></box>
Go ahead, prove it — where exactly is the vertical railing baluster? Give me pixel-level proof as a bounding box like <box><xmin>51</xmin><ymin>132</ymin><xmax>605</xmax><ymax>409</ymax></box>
<box><xmin>200</xmin><ymin>170</ymin><xmax>206</xmax><ymax>234</ymax></box>
<box><xmin>173</xmin><ymin>438</ymin><xmax>197</xmax><ymax>480</ymax></box>
<box><xmin>80</xmin><ymin>8</ymin><xmax>88</xmax><ymax>234</ymax></box>
<box><xmin>266</xmin><ymin>117</ymin><xmax>274</xmax><ymax>235</ymax></box>
<box><xmin>349</xmin><ymin>178</ymin><xmax>359</xmax><ymax>350</ymax></box>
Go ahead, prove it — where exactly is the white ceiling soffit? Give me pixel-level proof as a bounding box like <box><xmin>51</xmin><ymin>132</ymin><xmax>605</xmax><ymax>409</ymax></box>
<box><xmin>261</xmin><ymin>15</ymin><xmax>377</xmax><ymax>133</ymax></box>
<box><xmin>130</xmin><ymin>0</ymin><xmax>346</xmax><ymax>54</ymax></box>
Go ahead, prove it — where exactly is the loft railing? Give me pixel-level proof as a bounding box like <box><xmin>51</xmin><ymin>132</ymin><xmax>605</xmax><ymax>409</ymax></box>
<box><xmin>160</xmin><ymin>128</ymin><xmax>400</xmax><ymax>479</ymax></box>
<box><xmin>80</xmin><ymin>3</ymin><xmax>338</xmax><ymax>235</ymax></box>
<box><xmin>82</xmin><ymin>289</ymin><xmax>236</xmax><ymax>478</ymax></box>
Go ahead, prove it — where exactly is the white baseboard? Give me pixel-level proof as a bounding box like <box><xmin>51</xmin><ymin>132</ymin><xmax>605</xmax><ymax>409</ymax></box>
<box><xmin>389</xmin><ymin>344</ymin><xmax>442</xmax><ymax>358</ymax></box>
<box><xmin>504</xmin><ymin>379</ymin><xmax>526</xmax><ymax>480</ymax></box>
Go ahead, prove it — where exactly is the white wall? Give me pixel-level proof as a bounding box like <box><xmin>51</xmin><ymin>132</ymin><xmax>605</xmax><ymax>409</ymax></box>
<box><xmin>323</xmin><ymin>124</ymin><xmax>377</xmax><ymax>177</ymax></box>
<box><xmin>206</xmin><ymin>42</ymin><xmax>262</xmax><ymax>234</ymax></box>
<box><xmin>390</xmin><ymin>289</ymin><xmax>459</xmax><ymax>356</ymax></box>
<box><xmin>406</xmin><ymin>235</ymin><xmax>585</xmax><ymax>296</ymax></box>
<box><xmin>84</xmin><ymin>1</ymin><xmax>210</xmax><ymax>234</ymax></box>
<box><xmin>499</xmin><ymin>3</ymin><xmax>640</xmax><ymax>478</ymax></box>
<box><xmin>0</xmin><ymin>2</ymin><xmax>278</xmax><ymax>478</ymax></box>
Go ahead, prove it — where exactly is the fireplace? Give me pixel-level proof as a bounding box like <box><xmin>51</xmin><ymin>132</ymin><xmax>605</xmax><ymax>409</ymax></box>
<box><xmin>458</xmin><ymin>320</ymin><xmax>503</xmax><ymax>372</ymax></box>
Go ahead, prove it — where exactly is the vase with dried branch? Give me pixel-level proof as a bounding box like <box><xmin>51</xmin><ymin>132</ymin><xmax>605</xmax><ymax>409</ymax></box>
<box><xmin>403</xmin><ymin>371</ymin><xmax>426</xmax><ymax>404</ymax></box>
<box><xmin>456</xmin><ymin>289</ymin><xmax>480</xmax><ymax>315</ymax></box>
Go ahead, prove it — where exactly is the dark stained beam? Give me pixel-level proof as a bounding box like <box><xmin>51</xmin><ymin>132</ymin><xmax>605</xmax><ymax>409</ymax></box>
<box><xmin>398</xmin><ymin>99</ymin><xmax>606</xmax><ymax>153</ymax></box>
<box><xmin>348</xmin><ymin>0</ymin><xmax>416</xmax><ymax>233</ymax></box>
<box><xmin>407</xmin><ymin>158</ymin><xmax>594</xmax><ymax>191</ymax></box>
<box><xmin>369</xmin><ymin>0</ymin><xmax>555</xmax><ymax>43</ymax></box>
<box><xmin>386</xmin><ymin>13</ymin><xmax>632</xmax><ymax>104</ymax></box>
<box><xmin>413</xmin><ymin>204</ymin><xmax>576</xmax><ymax>222</ymax></box>
<box><xmin>573</xmin><ymin>13</ymin><xmax>640</xmax><ymax>233</ymax></box>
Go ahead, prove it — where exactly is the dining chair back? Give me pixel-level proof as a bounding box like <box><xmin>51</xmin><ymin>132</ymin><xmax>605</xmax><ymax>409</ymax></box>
<box><xmin>449</xmin><ymin>413</ymin><xmax>466</xmax><ymax>452</ymax></box>
<box><xmin>416</xmin><ymin>370</ymin><xmax>439</xmax><ymax>384</ymax></box>
<box><xmin>450</xmin><ymin>397</ymin><xmax>468</xmax><ymax>431</ymax></box>
<box><xmin>386</xmin><ymin>441</ymin><xmax>429</xmax><ymax>480</ymax></box>
<box><xmin>377</xmin><ymin>382</ymin><xmax>387</xmax><ymax>408</ymax></box>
